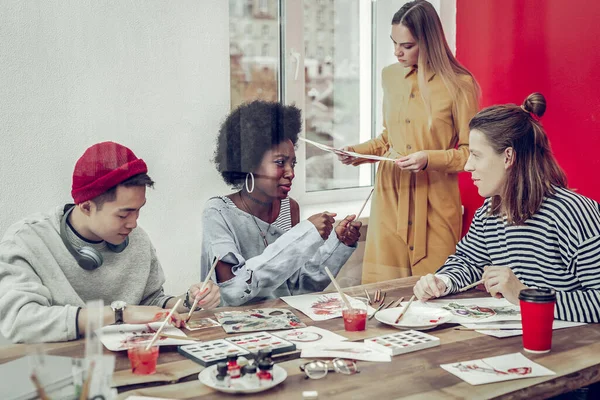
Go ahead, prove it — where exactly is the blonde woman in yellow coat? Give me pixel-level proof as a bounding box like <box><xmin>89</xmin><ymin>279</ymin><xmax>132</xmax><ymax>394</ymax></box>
<box><xmin>339</xmin><ymin>0</ymin><xmax>480</xmax><ymax>283</ymax></box>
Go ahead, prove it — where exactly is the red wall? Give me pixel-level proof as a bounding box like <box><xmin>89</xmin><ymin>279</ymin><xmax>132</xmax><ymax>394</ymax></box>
<box><xmin>456</xmin><ymin>0</ymin><xmax>600</xmax><ymax>234</ymax></box>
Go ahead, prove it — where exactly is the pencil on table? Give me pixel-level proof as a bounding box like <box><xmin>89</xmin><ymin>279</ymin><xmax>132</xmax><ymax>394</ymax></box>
<box><xmin>391</xmin><ymin>296</ymin><xmax>405</xmax><ymax>308</ymax></box>
<box><xmin>187</xmin><ymin>256</ymin><xmax>219</xmax><ymax>322</ymax></box>
<box><xmin>364</xmin><ymin>289</ymin><xmax>371</xmax><ymax>305</ymax></box>
<box><xmin>395</xmin><ymin>295</ymin><xmax>416</xmax><ymax>324</ymax></box>
<box><xmin>458</xmin><ymin>279</ymin><xmax>484</xmax><ymax>293</ymax></box>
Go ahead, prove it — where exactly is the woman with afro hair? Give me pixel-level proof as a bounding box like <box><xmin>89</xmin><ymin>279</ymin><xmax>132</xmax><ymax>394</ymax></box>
<box><xmin>201</xmin><ymin>100</ymin><xmax>362</xmax><ymax>306</ymax></box>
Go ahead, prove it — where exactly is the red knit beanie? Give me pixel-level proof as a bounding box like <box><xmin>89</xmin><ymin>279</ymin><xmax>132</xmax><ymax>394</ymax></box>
<box><xmin>71</xmin><ymin>142</ymin><xmax>148</xmax><ymax>204</ymax></box>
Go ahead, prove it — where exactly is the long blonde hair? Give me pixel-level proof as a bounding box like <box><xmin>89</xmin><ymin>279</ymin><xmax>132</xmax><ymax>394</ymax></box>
<box><xmin>392</xmin><ymin>0</ymin><xmax>480</xmax><ymax>125</ymax></box>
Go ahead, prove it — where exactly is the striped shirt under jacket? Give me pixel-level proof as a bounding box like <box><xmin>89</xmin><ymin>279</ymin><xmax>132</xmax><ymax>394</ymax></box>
<box><xmin>437</xmin><ymin>187</ymin><xmax>600</xmax><ymax>323</ymax></box>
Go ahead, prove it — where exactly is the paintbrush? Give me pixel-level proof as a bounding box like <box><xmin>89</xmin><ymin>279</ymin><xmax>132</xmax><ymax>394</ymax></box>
<box><xmin>390</xmin><ymin>296</ymin><xmax>405</xmax><ymax>308</ymax></box>
<box><xmin>325</xmin><ymin>267</ymin><xmax>353</xmax><ymax>312</ymax></box>
<box><xmin>187</xmin><ymin>256</ymin><xmax>219</xmax><ymax>321</ymax></box>
<box><xmin>146</xmin><ymin>298</ymin><xmax>182</xmax><ymax>350</ymax></box>
<box><xmin>395</xmin><ymin>295</ymin><xmax>416</xmax><ymax>324</ymax></box>
<box><xmin>356</xmin><ymin>188</ymin><xmax>374</xmax><ymax>220</ymax></box>
<box><xmin>368</xmin><ymin>301</ymin><xmax>387</xmax><ymax>320</ymax></box>
<box><xmin>458</xmin><ymin>279</ymin><xmax>484</xmax><ymax>293</ymax></box>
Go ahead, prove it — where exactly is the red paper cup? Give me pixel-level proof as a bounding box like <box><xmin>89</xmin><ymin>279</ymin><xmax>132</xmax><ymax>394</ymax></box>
<box><xmin>519</xmin><ymin>288</ymin><xmax>556</xmax><ymax>354</ymax></box>
<box><xmin>126</xmin><ymin>335</ymin><xmax>160</xmax><ymax>375</ymax></box>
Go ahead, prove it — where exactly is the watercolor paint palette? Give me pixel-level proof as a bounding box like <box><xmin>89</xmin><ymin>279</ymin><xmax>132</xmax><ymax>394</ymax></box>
<box><xmin>364</xmin><ymin>330</ymin><xmax>440</xmax><ymax>356</ymax></box>
<box><xmin>226</xmin><ymin>331</ymin><xmax>296</xmax><ymax>356</ymax></box>
<box><xmin>178</xmin><ymin>339</ymin><xmax>251</xmax><ymax>367</ymax></box>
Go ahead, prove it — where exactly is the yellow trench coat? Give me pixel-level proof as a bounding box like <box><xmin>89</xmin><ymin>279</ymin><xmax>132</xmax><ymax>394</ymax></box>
<box><xmin>351</xmin><ymin>64</ymin><xmax>478</xmax><ymax>283</ymax></box>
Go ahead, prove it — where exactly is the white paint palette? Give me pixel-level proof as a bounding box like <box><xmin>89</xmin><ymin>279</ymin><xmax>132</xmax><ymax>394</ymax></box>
<box><xmin>226</xmin><ymin>332</ymin><xmax>296</xmax><ymax>356</ymax></box>
<box><xmin>178</xmin><ymin>339</ymin><xmax>251</xmax><ymax>367</ymax></box>
<box><xmin>364</xmin><ymin>330</ymin><xmax>440</xmax><ymax>356</ymax></box>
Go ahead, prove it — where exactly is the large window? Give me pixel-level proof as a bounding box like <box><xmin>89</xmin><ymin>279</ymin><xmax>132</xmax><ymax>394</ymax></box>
<box><xmin>228</xmin><ymin>0</ymin><xmax>455</xmax><ymax>205</ymax></box>
<box><xmin>229</xmin><ymin>0</ymin><xmax>373</xmax><ymax>205</ymax></box>
<box><xmin>229</xmin><ymin>0</ymin><xmax>280</xmax><ymax>109</ymax></box>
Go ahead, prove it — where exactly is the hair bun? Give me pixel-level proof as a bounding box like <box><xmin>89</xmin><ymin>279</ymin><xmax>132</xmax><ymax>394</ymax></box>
<box><xmin>522</xmin><ymin>92</ymin><xmax>546</xmax><ymax>118</ymax></box>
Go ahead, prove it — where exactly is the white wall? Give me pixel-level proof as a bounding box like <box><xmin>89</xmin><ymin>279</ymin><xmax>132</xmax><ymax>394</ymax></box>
<box><xmin>0</xmin><ymin>0</ymin><xmax>231</xmax><ymax>298</ymax></box>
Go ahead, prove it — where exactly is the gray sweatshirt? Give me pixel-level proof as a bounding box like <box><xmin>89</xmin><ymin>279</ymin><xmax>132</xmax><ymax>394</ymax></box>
<box><xmin>0</xmin><ymin>206</ymin><xmax>171</xmax><ymax>343</ymax></box>
<box><xmin>201</xmin><ymin>197</ymin><xmax>356</xmax><ymax>306</ymax></box>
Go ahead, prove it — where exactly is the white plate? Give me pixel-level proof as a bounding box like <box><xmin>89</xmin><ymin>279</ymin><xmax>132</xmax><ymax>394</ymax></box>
<box><xmin>375</xmin><ymin>305</ymin><xmax>453</xmax><ymax>330</ymax></box>
<box><xmin>198</xmin><ymin>363</ymin><xmax>287</xmax><ymax>394</ymax></box>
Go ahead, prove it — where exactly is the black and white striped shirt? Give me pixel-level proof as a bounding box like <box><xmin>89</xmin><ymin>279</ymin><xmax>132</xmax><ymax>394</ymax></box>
<box><xmin>438</xmin><ymin>187</ymin><xmax>600</xmax><ymax>323</ymax></box>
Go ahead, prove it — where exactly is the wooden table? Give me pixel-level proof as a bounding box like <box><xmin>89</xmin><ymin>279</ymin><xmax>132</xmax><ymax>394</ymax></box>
<box><xmin>2</xmin><ymin>277</ymin><xmax>599</xmax><ymax>400</ymax></box>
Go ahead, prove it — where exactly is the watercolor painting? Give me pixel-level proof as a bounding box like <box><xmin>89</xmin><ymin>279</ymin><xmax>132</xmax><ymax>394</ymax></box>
<box><xmin>300</xmin><ymin>342</ymin><xmax>391</xmax><ymax>362</ymax></box>
<box><xmin>442</xmin><ymin>302</ymin><xmax>520</xmax><ymax>320</ymax></box>
<box><xmin>424</xmin><ymin>298</ymin><xmax>522</xmax><ymax>324</ymax></box>
<box><xmin>440</xmin><ymin>353</ymin><xmax>555</xmax><ymax>385</ymax></box>
<box><xmin>274</xmin><ymin>326</ymin><xmax>348</xmax><ymax>350</ymax></box>
<box><xmin>186</xmin><ymin>317</ymin><xmax>221</xmax><ymax>331</ymax></box>
<box><xmin>281</xmin><ymin>293</ymin><xmax>376</xmax><ymax>321</ymax></box>
<box><xmin>214</xmin><ymin>308</ymin><xmax>306</xmax><ymax>333</ymax></box>
<box><xmin>99</xmin><ymin>322</ymin><xmax>195</xmax><ymax>351</ymax></box>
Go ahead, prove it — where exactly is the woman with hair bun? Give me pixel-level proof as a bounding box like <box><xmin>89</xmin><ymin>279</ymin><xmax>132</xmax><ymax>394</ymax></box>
<box><xmin>413</xmin><ymin>93</ymin><xmax>600</xmax><ymax>323</ymax></box>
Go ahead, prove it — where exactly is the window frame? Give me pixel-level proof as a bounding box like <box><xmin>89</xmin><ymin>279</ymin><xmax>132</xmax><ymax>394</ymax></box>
<box><xmin>283</xmin><ymin>0</ymin><xmax>375</xmax><ymax>207</ymax></box>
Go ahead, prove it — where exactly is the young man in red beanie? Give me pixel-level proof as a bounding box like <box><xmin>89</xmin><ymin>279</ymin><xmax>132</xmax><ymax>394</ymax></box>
<box><xmin>0</xmin><ymin>142</ymin><xmax>220</xmax><ymax>343</ymax></box>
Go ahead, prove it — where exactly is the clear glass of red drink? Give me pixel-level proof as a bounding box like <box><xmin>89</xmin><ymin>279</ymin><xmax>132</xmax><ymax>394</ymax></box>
<box><xmin>342</xmin><ymin>297</ymin><xmax>368</xmax><ymax>332</ymax></box>
<box><xmin>126</xmin><ymin>334</ymin><xmax>160</xmax><ymax>375</ymax></box>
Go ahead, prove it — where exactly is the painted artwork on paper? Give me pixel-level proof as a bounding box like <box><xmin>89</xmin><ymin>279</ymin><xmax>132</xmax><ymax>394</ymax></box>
<box><xmin>186</xmin><ymin>317</ymin><xmax>221</xmax><ymax>331</ymax></box>
<box><xmin>99</xmin><ymin>322</ymin><xmax>195</xmax><ymax>351</ymax></box>
<box><xmin>442</xmin><ymin>302</ymin><xmax>520</xmax><ymax>320</ymax></box>
<box><xmin>273</xmin><ymin>326</ymin><xmax>348</xmax><ymax>350</ymax></box>
<box><xmin>440</xmin><ymin>353</ymin><xmax>555</xmax><ymax>385</ymax></box>
<box><xmin>300</xmin><ymin>342</ymin><xmax>391</xmax><ymax>362</ymax></box>
<box><xmin>281</xmin><ymin>293</ymin><xmax>376</xmax><ymax>321</ymax></box>
<box><xmin>424</xmin><ymin>298</ymin><xmax>521</xmax><ymax>324</ymax></box>
<box><xmin>214</xmin><ymin>308</ymin><xmax>306</xmax><ymax>333</ymax></box>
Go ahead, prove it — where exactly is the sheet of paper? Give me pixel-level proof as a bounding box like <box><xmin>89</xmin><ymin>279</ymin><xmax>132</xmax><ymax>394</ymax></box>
<box><xmin>214</xmin><ymin>308</ymin><xmax>306</xmax><ymax>333</ymax></box>
<box><xmin>298</xmin><ymin>136</ymin><xmax>397</xmax><ymax>162</ymax></box>
<box><xmin>461</xmin><ymin>320</ymin><xmax>586</xmax><ymax>338</ymax></box>
<box><xmin>99</xmin><ymin>322</ymin><xmax>196</xmax><ymax>351</ymax></box>
<box><xmin>441</xmin><ymin>352</ymin><xmax>555</xmax><ymax>385</ymax></box>
<box><xmin>273</xmin><ymin>326</ymin><xmax>348</xmax><ymax>349</ymax></box>
<box><xmin>301</xmin><ymin>342</ymin><xmax>391</xmax><ymax>362</ymax></box>
<box><xmin>186</xmin><ymin>317</ymin><xmax>221</xmax><ymax>331</ymax></box>
<box><xmin>281</xmin><ymin>293</ymin><xmax>377</xmax><ymax>321</ymax></box>
<box><xmin>422</xmin><ymin>297</ymin><xmax>521</xmax><ymax>324</ymax></box>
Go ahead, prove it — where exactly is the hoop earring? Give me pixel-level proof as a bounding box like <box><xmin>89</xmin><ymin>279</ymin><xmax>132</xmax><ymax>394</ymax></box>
<box><xmin>245</xmin><ymin>172</ymin><xmax>255</xmax><ymax>193</ymax></box>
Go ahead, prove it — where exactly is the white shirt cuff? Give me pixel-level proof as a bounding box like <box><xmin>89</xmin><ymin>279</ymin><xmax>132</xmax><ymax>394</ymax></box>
<box><xmin>435</xmin><ymin>274</ymin><xmax>453</xmax><ymax>296</ymax></box>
